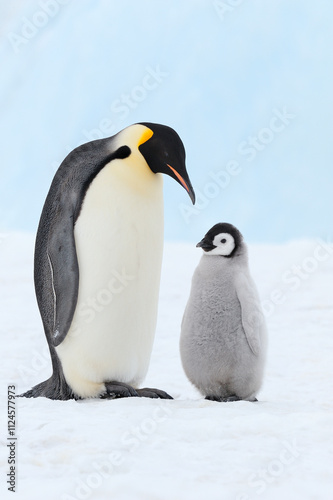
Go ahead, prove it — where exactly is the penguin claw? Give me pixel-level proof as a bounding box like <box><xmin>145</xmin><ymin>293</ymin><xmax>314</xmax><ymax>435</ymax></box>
<box><xmin>137</xmin><ymin>388</ymin><xmax>173</xmax><ymax>399</ymax></box>
<box><xmin>101</xmin><ymin>381</ymin><xmax>139</xmax><ymax>399</ymax></box>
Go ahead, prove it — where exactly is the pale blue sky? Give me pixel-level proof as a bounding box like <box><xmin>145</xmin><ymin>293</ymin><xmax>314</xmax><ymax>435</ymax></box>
<box><xmin>0</xmin><ymin>0</ymin><xmax>332</xmax><ymax>243</ymax></box>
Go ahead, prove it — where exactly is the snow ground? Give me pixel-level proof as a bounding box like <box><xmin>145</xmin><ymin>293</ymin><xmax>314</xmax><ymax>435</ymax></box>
<box><xmin>1</xmin><ymin>233</ymin><xmax>332</xmax><ymax>500</ymax></box>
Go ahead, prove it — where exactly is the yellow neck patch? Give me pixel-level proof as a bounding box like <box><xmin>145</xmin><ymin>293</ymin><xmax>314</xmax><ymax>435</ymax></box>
<box><xmin>138</xmin><ymin>127</ymin><xmax>154</xmax><ymax>147</ymax></box>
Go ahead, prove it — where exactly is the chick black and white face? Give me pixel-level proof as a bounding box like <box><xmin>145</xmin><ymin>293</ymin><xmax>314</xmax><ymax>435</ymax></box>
<box><xmin>196</xmin><ymin>223</ymin><xmax>243</xmax><ymax>258</ymax></box>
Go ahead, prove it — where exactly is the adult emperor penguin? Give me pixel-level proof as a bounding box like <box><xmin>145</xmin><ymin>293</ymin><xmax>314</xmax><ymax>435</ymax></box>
<box><xmin>21</xmin><ymin>122</ymin><xmax>195</xmax><ymax>400</ymax></box>
<box><xmin>180</xmin><ymin>223</ymin><xmax>267</xmax><ymax>402</ymax></box>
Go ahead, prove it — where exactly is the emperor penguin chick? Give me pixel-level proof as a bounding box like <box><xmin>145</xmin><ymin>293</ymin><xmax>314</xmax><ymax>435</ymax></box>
<box><xmin>180</xmin><ymin>223</ymin><xmax>267</xmax><ymax>402</ymax></box>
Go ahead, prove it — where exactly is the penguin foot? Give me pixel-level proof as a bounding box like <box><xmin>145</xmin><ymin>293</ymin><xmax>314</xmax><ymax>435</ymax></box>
<box><xmin>205</xmin><ymin>394</ymin><xmax>222</xmax><ymax>402</ymax></box>
<box><xmin>205</xmin><ymin>394</ymin><xmax>241</xmax><ymax>403</ymax></box>
<box><xmin>222</xmin><ymin>395</ymin><xmax>241</xmax><ymax>402</ymax></box>
<box><xmin>101</xmin><ymin>381</ymin><xmax>139</xmax><ymax>399</ymax></box>
<box><xmin>137</xmin><ymin>388</ymin><xmax>173</xmax><ymax>399</ymax></box>
<box><xmin>19</xmin><ymin>375</ymin><xmax>74</xmax><ymax>400</ymax></box>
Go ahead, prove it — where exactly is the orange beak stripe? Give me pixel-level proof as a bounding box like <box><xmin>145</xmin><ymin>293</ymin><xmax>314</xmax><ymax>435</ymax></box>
<box><xmin>167</xmin><ymin>164</ymin><xmax>190</xmax><ymax>193</ymax></box>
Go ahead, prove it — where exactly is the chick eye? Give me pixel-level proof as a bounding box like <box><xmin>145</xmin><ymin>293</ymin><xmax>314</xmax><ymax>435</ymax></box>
<box><xmin>221</xmin><ymin>238</ymin><xmax>227</xmax><ymax>244</ymax></box>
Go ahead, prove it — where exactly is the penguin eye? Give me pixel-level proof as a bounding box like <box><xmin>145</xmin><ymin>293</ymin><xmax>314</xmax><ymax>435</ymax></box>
<box><xmin>221</xmin><ymin>238</ymin><xmax>227</xmax><ymax>244</ymax></box>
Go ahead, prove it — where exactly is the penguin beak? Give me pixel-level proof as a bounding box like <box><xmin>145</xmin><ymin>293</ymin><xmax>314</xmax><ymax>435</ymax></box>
<box><xmin>196</xmin><ymin>238</ymin><xmax>215</xmax><ymax>251</ymax></box>
<box><xmin>167</xmin><ymin>164</ymin><xmax>196</xmax><ymax>204</ymax></box>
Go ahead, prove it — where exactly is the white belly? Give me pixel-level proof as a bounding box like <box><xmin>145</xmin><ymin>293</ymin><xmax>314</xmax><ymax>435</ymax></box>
<box><xmin>56</xmin><ymin>153</ymin><xmax>164</xmax><ymax>397</ymax></box>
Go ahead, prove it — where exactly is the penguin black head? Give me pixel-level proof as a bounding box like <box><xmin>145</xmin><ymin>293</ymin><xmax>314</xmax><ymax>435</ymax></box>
<box><xmin>138</xmin><ymin>122</ymin><xmax>195</xmax><ymax>204</ymax></box>
<box><xmin>196</xmin><ymin>223</ymin><xmax>244</xmax><ymax>258</ymax></box>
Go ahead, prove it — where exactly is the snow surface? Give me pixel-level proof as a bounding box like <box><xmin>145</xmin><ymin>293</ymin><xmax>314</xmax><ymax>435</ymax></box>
<box><xmin>1</xmin><ymin>233</ymin><xmax>333</xmax><ymax>499</ymax></box>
